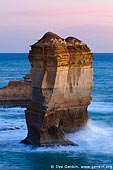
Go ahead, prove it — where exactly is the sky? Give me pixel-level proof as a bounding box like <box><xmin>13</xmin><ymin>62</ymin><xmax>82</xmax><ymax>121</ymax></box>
<box><xmin>0</xmin><ymin>0</ymin><xmax>113</xmax><ymax>53</ymax></box>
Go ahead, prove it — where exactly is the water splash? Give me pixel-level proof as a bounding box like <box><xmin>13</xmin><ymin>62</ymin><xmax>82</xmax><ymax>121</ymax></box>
<box><xmin>67</xmin><ymin>119</ymin><xmax>113</xmax><ymax>154</ymax></box>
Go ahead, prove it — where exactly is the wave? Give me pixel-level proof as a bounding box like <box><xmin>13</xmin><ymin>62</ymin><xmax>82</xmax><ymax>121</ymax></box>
<box><xmin>88</xmin><ymin>102</ymin><xmax>113</xmax><ymax>113</ymax></box>
<box><xmin>1</xmin><ymin>119</ymin><xmax>112</xmax><ymax>155</ymax></box>
<box><xmin>0</xmin><ymin>107</ymin><xmax>25</xmax><ymax>113</ymax></box>
<box><xmin>67</xmin><ymin>119</ymin><xmax>113</xmax><ymax>154</ymax></box>
<box><xmin>0</xmin><ymin>103</ymin><xmax>113</xmax><ymax>155</ymax></box>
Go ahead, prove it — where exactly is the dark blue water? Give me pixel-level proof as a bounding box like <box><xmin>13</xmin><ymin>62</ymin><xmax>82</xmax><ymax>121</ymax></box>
<box><xmin>0</xmin><ymin>53</ymin><xmax>113</xmax><ymax>170</ymax></box>
<box><xmin>0</xmin><ymin>53</ymin><xmax>30</xmax><ymax>87</ymax></box>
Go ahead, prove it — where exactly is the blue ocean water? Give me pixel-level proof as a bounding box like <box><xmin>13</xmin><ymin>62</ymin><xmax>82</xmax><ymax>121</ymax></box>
<box><xmin>0</xmin><ymin>53</ymin><xmax>30</xmax><ymax>88</ymax></box>
<box><xmin>0</xmin><ymin>53</ymin><xmax>113</xmax><ymax>170</ymax></box>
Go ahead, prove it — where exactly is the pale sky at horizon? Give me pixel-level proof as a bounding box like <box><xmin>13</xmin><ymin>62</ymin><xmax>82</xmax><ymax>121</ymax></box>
<box><xmin>0</xmin><ymin>0</ymin><xmax>113</xmax><ymax>52</ymax></box>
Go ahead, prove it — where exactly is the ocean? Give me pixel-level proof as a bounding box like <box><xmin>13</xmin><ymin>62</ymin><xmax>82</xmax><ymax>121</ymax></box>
<box><xmin>0</xmin><ymin>53</ymin><xmax>113</xmax><ymax>170</ymax></box>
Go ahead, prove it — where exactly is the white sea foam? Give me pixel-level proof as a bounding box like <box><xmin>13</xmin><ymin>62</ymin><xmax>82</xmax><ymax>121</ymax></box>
<box><xmin>11</xmin><ymin>119</ymin><xmax>113</xmax><ymax>154</ymax></box>
<box><xmin>25</xmin><ymin>119</ymin><xmax>113</xmax><ymax>154</ymax></box>
<box><xmin>67</xmin><ymin>119</ymin><xmax>113</xmax><ymax>154</ymax></box>
<box><xmin>0</xmin><ymin>104</ymin><xmax>113</xmax><ymax>155</ymax></box>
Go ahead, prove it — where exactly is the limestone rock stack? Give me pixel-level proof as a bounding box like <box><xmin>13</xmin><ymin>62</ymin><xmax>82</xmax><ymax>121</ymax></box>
<box><xmin>0</xmin><ymin>74</ymin><xmax>32</xmax><ymax>107</ymax></box>
<box><xmin>23</xmin><ymin>32</ymin><xmax>93</xmax><ymax>146</ymax></box>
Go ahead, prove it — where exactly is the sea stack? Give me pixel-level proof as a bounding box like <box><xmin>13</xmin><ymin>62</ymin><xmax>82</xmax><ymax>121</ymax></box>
<box><xmin>23</xmin><ymin>32</ymin><xmax>93</xmax><ymax>146</ymax></box>
<box><xmin>0</xmin><ymin>74</ymin><xmax>32</xmax><ymax>107</ymax></box>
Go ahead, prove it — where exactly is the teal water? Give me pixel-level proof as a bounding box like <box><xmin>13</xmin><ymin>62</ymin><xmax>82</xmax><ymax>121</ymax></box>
<box><xmin>0</xmin><ymin>53</ymin><xmax>113</xmax><ymax>170</ymax></box>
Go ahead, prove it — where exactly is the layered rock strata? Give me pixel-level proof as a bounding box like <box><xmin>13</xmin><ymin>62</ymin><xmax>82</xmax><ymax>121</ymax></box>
<box><xmin>23</xmin><ymin>32</ymin><xmax>93</xmax><ymax>146</ymax></box>
<box><xmin>0</xmin><ymin>74</ymin><xmax>32</xmax><ymax>107</ymax></box>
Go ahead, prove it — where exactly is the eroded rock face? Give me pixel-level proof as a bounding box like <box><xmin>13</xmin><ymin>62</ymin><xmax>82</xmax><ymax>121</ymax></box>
<box><xmin>0</xmin><ymin>74</ymin><xmax>32</xmax><ymax>107</ymax></box>
<box><xmin>23</xmin><ymin>32</ymin><xmax>93</xmax><ymax>146</ymax></box>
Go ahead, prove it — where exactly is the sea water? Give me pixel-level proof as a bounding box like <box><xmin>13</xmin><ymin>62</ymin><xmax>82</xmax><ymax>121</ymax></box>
<box><xmin>0</xmin><ymin>53</ymin><xmax>113</xmax><ymax>170</ymax></box>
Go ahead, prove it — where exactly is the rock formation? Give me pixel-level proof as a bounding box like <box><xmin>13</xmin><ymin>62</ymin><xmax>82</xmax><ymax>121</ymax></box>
<box><xmin>0</xmin><ymin>74</ymin><xmax>32</xmax><ymax>107</ymax></box>
<box><xmin>23</xmin><ymin>32</ymin><xmax>93</xmax><ymax>146</ymax></box>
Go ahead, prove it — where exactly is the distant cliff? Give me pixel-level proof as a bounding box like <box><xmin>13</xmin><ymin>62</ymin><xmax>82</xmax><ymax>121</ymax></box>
<box><xmin>0</xmin><ymin>74</ymin><xmax>32</xmax><ymax>107</ymax></box>
<box><xmin>23</xmin><ymin>32</ymin><xmax>93</xmax><ymax>146</ymax></box>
